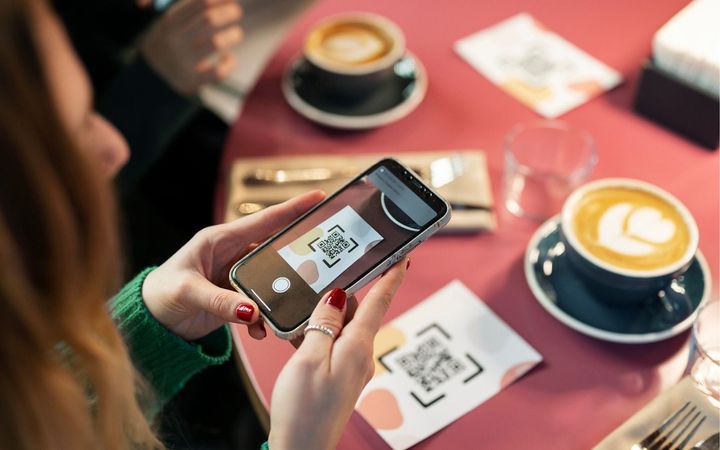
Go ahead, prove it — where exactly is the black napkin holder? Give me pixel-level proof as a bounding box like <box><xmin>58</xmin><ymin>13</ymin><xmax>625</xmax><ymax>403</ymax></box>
<box><xmin>634</xmin><ymin>58</ymin><xmax>719</xmax><ymax>150</ymax></box>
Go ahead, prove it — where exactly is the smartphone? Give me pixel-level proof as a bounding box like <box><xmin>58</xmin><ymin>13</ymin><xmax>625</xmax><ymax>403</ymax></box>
<box><xmin>229</xmin><ymin>158</ymin><xmax>451</xmax><ymax>339</ymax></box>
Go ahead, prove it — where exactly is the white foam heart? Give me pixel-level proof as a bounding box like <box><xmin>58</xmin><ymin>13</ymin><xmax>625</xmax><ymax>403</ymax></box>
<box><xmin>596</xmin><ymin>204</ymin><xmax>677</xmax><ymax>256</ymax></box>
<box><xmin>626</xmin><ymin>207</ymin><xmax>676</xmax><ymax>243</ymax></box>
<box><xmin>598</xmin><ymin>203</ymin><xmax>653</xmax><ymax>256</ymax></box>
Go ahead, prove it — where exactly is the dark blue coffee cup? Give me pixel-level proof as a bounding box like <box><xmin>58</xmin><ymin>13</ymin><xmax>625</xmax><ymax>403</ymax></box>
<box><xmin>301</xmin><ymin>13</ymin><xmax>405</xmax><ymax>102</ymax></box>
<box><xmin>560</xmin><ymin>179</ymin><xmax>699</xmax><ymax>304</ymax></box>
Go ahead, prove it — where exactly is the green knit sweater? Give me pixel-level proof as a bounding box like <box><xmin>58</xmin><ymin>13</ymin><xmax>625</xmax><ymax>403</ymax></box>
<box><xmin>110</xmin><ymin>267</ymin><xmax>232</xmax><ymax>416</ymax></box>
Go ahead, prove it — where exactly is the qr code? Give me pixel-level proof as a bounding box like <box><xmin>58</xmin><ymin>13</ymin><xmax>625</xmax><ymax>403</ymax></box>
<box><xmin>316</xmin><ymin>230</ymin><xmax>350</xmax><ymax>260</ymax></box>
<box><xmin>395</xmin><ymin>337</ymin><xmax>466</xmax><ymax>392</ymax></box>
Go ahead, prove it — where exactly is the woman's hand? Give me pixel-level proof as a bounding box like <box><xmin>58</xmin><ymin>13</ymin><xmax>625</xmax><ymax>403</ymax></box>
<box><xmin>141</xmin><ymin>191</ymin><xmax>325</xmax><ymax>341</ymax></box>
<box><xmin>268</xmin><ymin>257</ymin><xmax>410</xmax><ymax>450</ymax></box>
<box><xmin>140</xmin><ymin>0</ymin><xmax>244</xmax><ymax>96</ymax></box>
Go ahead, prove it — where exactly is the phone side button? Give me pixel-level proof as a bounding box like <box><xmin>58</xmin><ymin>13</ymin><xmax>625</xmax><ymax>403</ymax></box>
<box><xmin>405</xmin><ymin>240</ymin><xmax>422</xmax><ymax>253</ymax></box>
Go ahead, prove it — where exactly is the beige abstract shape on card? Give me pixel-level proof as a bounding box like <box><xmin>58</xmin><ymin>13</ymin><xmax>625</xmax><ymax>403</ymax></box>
<box><xmin>501</xmin><ymin>79</ymin><xmax>552</xmax><ymax>108</ymax></box>
<box><xmin>500</xmin><ymin>361</ymin><xmax>539</xmax><ymax>389</ymax></box>
<box><xmin>357</xmin><ymin>388</ymin><xmax>404</xmax><ymax>430</ymax></box>
<box><xmin>288</xmin><ymin>227</ymin><xmax>323</xmax><ymax>256</ymax></box>
<box><xmin>372</xmin><ymin>325</ymin><xmax>406</xmax><ymax>375</ymax></box>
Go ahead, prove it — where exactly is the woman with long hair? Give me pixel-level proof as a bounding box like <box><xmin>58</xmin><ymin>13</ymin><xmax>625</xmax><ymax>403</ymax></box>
<box><xmin>0</xmin><ymin>0</ymin><xmax>408</xmax><ymax>448</ymax></box>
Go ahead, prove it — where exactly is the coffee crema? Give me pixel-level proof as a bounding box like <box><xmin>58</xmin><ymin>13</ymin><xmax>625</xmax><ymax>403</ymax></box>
<box><xmin>305</xmin><ymin>22</ymin><xmax>393</xmax><ymax>68</ymax></box>
<box><xmin>571</xmin><ymin>187</ymin><xmax>690</xmax><ymax>271</ymax></box>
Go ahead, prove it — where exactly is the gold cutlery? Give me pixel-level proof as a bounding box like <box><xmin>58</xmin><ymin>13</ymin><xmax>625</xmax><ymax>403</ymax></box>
<box><xmin>233</xmin><ymin>199</ymin><xmax>492</xmax><ymax>217</ymax></box>
<box><xmin>243</xmin><ymin>166</ymin><xmax>361</xmax><ymax>184</ymax></box>
<box><xmin>632</xmin><ymin>402</ymin><xmax>708</xmax><ymax>450</ymax></box>
<box><xmin>234</xmin><ymin>154</ymin><xmax>491</xmax><ymax>216</ymax></box>
<box><xmin>242</xmin><ymin>155</ymin><xmax>465</xmax><ymax>188</ymax></box>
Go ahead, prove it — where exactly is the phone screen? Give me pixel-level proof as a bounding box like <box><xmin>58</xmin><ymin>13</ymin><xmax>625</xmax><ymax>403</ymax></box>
<box><xmin>231</xmin><ymin>160</ymin><xmax>447</xmax><ymax>333</ymax></box>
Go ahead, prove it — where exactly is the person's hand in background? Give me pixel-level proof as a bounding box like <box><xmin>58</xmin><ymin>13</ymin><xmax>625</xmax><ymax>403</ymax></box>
<box><xmin>268</xmin><ymin>257</ymin><xmax>409</xmax><ymax>450</ymax></box>
<box><xmin>141</xmin><ymin>191</ymin><xmax>326</xmax><ymax>341</ymax></box>
<box><xmin>140</xmin><ymin>0</ymin><xmax>243</xmax><ymax>96</ymax></box>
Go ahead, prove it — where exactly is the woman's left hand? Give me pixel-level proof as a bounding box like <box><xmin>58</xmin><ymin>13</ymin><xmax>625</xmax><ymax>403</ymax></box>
<box><xmin>141</xmin><ymin>191</ymin><xmax>325</xmax><ymax>341</ymax></box>
<box><xmin>268</xmin><ymin>257</ymin><xmax>409</xmax><ymax>450</ymax></box>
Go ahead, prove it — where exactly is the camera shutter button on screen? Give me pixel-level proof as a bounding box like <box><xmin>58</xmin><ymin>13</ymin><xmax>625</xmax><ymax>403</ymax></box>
<box><xmin>272</xmin><ymin>277</ymin><xmax>291</xmax><ymax>293</ymax></box>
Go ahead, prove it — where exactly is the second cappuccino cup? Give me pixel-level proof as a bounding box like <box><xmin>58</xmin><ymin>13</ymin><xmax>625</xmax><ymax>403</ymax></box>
<box><xmin>301</xmin><ymin>13</ymin><xmax>406</xmax><ymax>101</ymax></box>
<box><xmin>560</xmin><ymin>178</ymin><xmax>699</xmax><ymax>303</ymax></box>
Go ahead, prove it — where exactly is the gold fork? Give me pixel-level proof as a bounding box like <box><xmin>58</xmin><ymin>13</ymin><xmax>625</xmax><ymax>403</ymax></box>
<box><xmin>632</xmin><ymin>402</ymin><xmax>707</xmax><ymax>450</ymax></box>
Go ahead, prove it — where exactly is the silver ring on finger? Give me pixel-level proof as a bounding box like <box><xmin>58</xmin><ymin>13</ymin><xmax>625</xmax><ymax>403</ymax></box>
<box><xmin>304</xmin><ymin>323</ymin><xmax>335</xmax><ymax>340</ymax></box>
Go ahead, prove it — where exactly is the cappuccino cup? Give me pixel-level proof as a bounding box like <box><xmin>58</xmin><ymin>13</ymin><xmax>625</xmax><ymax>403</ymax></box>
<box><xmin>301</xmin><ymin>13</ymin><xmax>406</xmax><ymax>100</ymax></box>
<box><xmin>560</xmin><ymin>178</ymin><xmax>699</xmax><ymax>303</ymax></box>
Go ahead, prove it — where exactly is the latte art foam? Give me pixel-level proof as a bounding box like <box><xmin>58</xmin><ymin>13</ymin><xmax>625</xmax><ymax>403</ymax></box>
<box><xmin>306</xmin><ymin>22</ymin><xmax>393</xmax><ymax>68</ymax></box>
<box><xmin>572</xmin><ymin>187</ymin><xmax>690</xmax><ymax>271</ymax></box>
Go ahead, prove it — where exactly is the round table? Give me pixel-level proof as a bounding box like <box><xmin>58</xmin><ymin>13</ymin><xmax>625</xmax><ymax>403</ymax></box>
<box><xmin>215</xmin><ymin>0</ymin><xmax>719</xmax><ymax>447</ymax></box>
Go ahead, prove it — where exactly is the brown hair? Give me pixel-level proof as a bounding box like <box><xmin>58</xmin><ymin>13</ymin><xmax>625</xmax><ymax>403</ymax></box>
<box><xmin>0</xmin><ymin>0</ymin><xmax>161</xmax><ymax>448</ymax></box>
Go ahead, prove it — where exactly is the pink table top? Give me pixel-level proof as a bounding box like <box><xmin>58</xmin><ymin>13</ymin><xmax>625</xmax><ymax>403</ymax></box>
<box><xmin>215</xmin><ymin>0</ymin><xmax>719</xmax><ymax>447</ymax></box>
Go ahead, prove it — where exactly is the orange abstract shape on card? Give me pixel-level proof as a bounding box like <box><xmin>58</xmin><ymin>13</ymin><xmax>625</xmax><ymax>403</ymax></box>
<box><xmin>500</xmin><ymin>361</ymin><xmax>538</xmax><ymax>389</ymax></box>
<box><xmin>569</xmin><ymin>79</ymin><xmax>605</xmax><ymax>98</ymax></box>
<box><xmin>289</xmin><ymin>227</ymin><xmax>323</xmax><ymax>256</ymax></box>
<box><xmin>372</xmin><ymin>325</ymin><xmax>406</xmax><ymax>375</ymax></box>
<box><xmin>357</xmin><ymin>389</ymin><xmax>404</xmax><ymax>430</ymax></box>
<box><xmin>531</xmin><ymin>17</ymin><xmax>551</xmax><ymax>32</ymax></box>
<box><xmin>501</xmin><ymin>79</ymin><xmax>552</xmax><ymax>108</ymax></box>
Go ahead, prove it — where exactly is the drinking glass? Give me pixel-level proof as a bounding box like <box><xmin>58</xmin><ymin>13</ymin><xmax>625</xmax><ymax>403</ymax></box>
<box><xmin>688</xmin><ymin>300</ymin><xmax>720</xmax><ymax>407</ymax></box>
<box><xmin>503</xmin><ymin>121</ymin><xmax>597</xmax><ymax>221</ymax></box>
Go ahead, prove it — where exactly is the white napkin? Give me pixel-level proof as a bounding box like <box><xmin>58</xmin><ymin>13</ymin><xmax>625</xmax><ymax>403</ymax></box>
<box><xmin>653</xmin><ymin>0</ymin><xmax>720</xmax><ymax>98</ymax></box>
<box><xmin>594</xmin><ymin>377</ymin><xmax>720</xmax><ymax>449</ymax></box>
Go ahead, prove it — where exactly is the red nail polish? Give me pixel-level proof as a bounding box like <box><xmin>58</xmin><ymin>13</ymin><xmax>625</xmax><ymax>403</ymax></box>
<box><xmin>236</xmin><ymin>304</ymin><xmax>254</xmax><ymax>322</ymax></box>
<box><xmin>406</xmin><ymin>258</ymin><xmax>411</xmax><ymax>270</ymax></box>
<box><xmin>326</xmin><ymin>288</ymin><xmax>347</xmax><ymax>310</ymax></box>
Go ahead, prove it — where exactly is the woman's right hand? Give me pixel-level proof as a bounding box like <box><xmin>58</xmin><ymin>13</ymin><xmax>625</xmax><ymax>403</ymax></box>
<box><xmin>140</xmin><ymin>0</ymin><xmax>243</xmax><ymax>96</ymax></box>
<box><xmin>268</xmin><ymin>257</ymin><xmax>410</xmax><ymax>450</ymax></box>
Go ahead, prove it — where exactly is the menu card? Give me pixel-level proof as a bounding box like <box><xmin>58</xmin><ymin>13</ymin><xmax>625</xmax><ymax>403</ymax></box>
<box><xmin>455</xmin><ymin>13</ymin><xmax>622</xmax><ymax>118</ymax></box>
<box><xmin>355</xmin><ymin>280</ymin><xmax>543</xmax><ymax>450</ymax></box>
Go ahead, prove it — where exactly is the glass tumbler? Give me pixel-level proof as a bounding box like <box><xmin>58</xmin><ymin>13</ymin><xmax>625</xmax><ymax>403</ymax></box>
<box><xmin>503</xmin><ymin>121</ymin><xmax>597</xmax><ymax>221</ymax></box>
<box><xmin>688</xmin><ymin>300</ymin><xmax>720</xmax><ymax>407</ymax></box>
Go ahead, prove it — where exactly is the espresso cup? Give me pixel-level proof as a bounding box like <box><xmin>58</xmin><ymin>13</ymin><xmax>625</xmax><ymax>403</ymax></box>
<box><xmin>560</xmin><ymin>178</ymin><xmax>699</xmax><ymax>303</ymax></box>
<box><xmin>302</xmin><ymin>13</ymin><xmax>406</xmax><ymax>101</ymax></box>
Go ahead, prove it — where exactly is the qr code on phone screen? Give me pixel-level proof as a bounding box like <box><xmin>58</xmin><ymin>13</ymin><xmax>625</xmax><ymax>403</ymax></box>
<box><xmin>316</xmin><ymin>230</ymin><xmax>351</xmax><ymax>259</ymax></box>
<box><xmin>395</xmin><ymin>336</ymin><xmax>466</xmax><ymax>392</ymax></box>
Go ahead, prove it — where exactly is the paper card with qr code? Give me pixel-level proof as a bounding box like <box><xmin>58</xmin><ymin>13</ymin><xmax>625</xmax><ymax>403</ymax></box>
<box><xmin>455</xmin><ymin>13</ymin><xmax>622</xmax><ymax>118</ymax></box>
<box><xmin>277</xmin><ymin>206</ymin><xmax>383</xmax><ymax>293</ymax></box>
<box><xmin>355</xmin><ymin>280</ymin><xmax>542</xmax><ymax>450</ymax></box>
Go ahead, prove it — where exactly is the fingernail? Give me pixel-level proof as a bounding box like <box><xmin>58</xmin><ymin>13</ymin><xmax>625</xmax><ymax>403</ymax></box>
<box><xmin>406</xmin><ymin>258</ymin><xmax>411</xmax><ymax>270</ymax></box>
<box><xmin>236</xmin><ymin>304</ymin><xmax>254</xmax><ymax>322</ymax></box>
<box><xmin>326</xmin><ymin>288</ymin><xmax>347</xmax><ymax>310</ymax></box>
